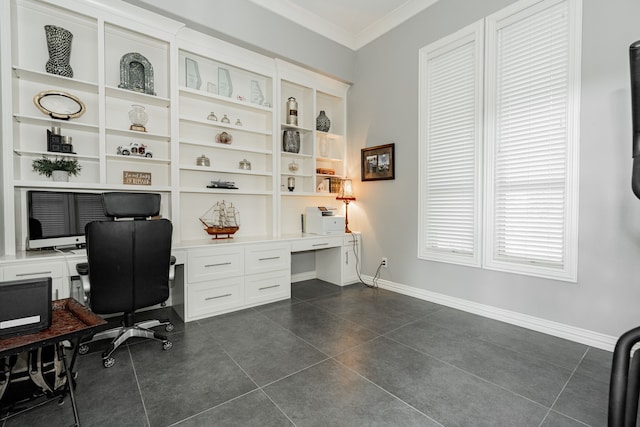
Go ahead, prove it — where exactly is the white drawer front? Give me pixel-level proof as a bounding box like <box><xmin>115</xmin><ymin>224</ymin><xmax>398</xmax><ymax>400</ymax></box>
<box><xmin>4</xmin><ymin>262</ymin><xmax>64</xmax><ymax>280</ymax></box>
<box><xmin>290</xmin><ymin>236</ymin><xmax>342</xmax><ymax>252</ymax></box>
<box><xmin>188</xmin><ymin>248</ymin><xmax>244</xmax><ymax>283</ymax></box>
<box><xmin>187</xmin><ymin>277</ymin><xmax>244</xmax><ymax>318</ymax></box>
<box><xmin>245</xmin><ymin>244</ymin><xmax>291</xmax><ymax>275</ymax></box>
<box><xmin>343</xmin><ymin>233</ymin><xmax>360</xmax><ymax>246</ymax></box>
<box><xmin>245</xmin><ymin>270</ymin><xmax>291</xmax><ymax>305</ymax></box>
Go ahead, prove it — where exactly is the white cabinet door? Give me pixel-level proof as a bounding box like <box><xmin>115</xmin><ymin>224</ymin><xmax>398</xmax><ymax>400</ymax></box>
<box><xmin>342</xmin><ymin>233</ymin><xmax>361</xmax><ymax>285</ymax></box>
<box><xmin>4</xmin><ymin>261</ymin><xmax>67</xmax><ymax>299</ymax></box>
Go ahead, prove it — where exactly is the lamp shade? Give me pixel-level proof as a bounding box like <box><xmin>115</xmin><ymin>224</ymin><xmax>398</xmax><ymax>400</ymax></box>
<box><xmin>336</xmin><ymin>178</ymin><xmax>355</xmax><ymax>201</ymax></box>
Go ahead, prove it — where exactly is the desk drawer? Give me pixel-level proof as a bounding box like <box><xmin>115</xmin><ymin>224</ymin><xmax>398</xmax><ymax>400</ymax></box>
<box><xmin>4</xmin><ymin>262</ymin><xmax>64</xmax><ymax>280</ymax></box>
<box><xmin>245</xmin><ymin>270</ymin><xmax>290</xmax><ymax>305</ymax></box>
<box><xmin>291</xmin><ymin>236</ymin><xmax>342</xmax><ymax>252</ymax></box>
<box><xmin>188</xmin><ymin>248</ymin><xmax>244</xmax><ymax>283</ymax></box>
<box><xmin>187</xmin><ymin>277</ymin><xmax>244</xmax><ymax>318</ymax></box>
<box><xmin>245</xmin><ymin>244</ymin><xmax>290</xmax><ymax>275</ymax></box>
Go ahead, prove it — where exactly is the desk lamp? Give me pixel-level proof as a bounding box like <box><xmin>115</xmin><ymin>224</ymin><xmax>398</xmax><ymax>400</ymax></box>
<box><xmin>336</xmin><ymin>178</ymin><xmax>356</xmax><ymax>233</ymax></box>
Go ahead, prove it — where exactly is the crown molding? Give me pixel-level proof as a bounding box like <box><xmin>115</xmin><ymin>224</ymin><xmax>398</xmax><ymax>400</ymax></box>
<box><xmin>249</xmin><ymin>0</ymin><xmax>440</xmax><ymax>50</ymax></box>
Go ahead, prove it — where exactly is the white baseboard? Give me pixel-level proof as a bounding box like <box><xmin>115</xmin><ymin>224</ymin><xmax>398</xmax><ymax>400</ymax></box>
<box><xmin>361</xmin><ymin>275</ymin><xmax>617</xmax><ymax>352</ymax></box>
<box><xmin>291</xmin><ymin>271</ymin><xmax>317</xmax><ymax>283</ymax></box>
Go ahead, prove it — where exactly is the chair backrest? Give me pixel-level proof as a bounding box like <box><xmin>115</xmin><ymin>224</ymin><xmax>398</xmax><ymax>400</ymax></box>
<box><xmin>85</xmin><ymin>193</ymin><xmax>172</xmax><ymax>315</ymax></box>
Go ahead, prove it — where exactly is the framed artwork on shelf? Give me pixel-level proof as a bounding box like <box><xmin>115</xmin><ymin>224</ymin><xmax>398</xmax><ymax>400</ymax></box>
<box><xmin>185</xmin><ymin>58</ymin><xmax>201</xmax><ymax>89</ymax></box>
<box><xmin>361</xmin><ymin>143</ymin><xmax>395</xmax><ymax>181</ymax></box>
<box><xmin>218</xmin><ymin>68</ymin><xmax>233</xmax><ymax>97</ymax></box>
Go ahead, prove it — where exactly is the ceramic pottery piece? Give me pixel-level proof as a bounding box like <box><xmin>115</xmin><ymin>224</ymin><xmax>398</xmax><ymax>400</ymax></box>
<box><xmin>316</xmin><ymin>110</ymin><xmax>331</xmax><ymax>132</ymax></box>
<box><xmin>282</xmin><ymin>130</ymin><xmax>300</xmax><ymax>153</ymax></box>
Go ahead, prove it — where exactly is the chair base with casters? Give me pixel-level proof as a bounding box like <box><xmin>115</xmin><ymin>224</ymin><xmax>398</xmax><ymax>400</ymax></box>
<box><xmin>75</xmin><ymin>261</ymin><xmax>175</xmax><ymax>368</ymax></box>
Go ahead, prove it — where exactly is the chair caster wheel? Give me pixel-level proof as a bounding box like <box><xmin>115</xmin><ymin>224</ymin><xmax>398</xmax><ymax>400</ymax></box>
<box><xmin>165</xmin><ymin>323</ymin><xmax>174</xmax><ymax>332</ymax></box>
<box><xmin>78</xmin><ymin>344</ymin><xmax>90</xmax><ymax>355</ymax></box>
<box><xmin>162</xmin><ymin>340</ymin><xmax>173</xmax><ymax>351</ymax></box>
<box><xmin>103</xmin><ymin>357</ymin><xmax>115</xmax><ymax>368</ymax></box>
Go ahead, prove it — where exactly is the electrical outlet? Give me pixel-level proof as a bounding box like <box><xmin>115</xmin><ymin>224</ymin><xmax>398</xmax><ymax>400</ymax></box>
<box><xmin>381</xmin><ymin>257</ymin><xmax>388</xmax><ymax>268</ymax></box>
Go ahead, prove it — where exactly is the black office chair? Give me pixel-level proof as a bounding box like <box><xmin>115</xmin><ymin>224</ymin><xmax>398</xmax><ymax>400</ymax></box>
<box><xmin>609</xmin><ymin>327</ymin><xmax>640</xmax><ymax>427</ymax></box>
<box><xmin>76</xmin><ymin>192</ymin><xmax>174</xmax><ymax>368</ymax></box>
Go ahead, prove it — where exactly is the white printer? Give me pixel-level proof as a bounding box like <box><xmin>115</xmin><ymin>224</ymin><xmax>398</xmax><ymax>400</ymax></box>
<box><xmin>305</xmin><ymin>207</ymin><xmax>345</xmax><ymax>235</ymax></box>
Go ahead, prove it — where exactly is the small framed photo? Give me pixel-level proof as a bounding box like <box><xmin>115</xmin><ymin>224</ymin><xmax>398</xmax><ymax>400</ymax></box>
<box><xmin>361</xmin><ymin>143</ymin><xmax>395</xmax><ymax>181</ymax></box>
<box><xmin>185</xmin><ymin>57</ymin><xmax>202</xmax><ymax>89</ymax></box>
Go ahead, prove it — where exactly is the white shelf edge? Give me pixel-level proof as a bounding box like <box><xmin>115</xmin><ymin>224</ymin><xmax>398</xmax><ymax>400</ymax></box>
<box><xmin>12</xmin><ymin>66</ymin><xmax>99</xmax><ymax>93</ymax></box>
<box><xmin>105</xmin><ymin>85</ymin><xmax>171</xmax><ymax>107</ymax></box>
<box><xmin>316</xmin><ymin>130</ymin><xmax>344</xmax><ymax>139</ymax></box>
<box><xmin>106</xmin><ymin>154</ymin><xmax>171</xmax><ymax>165</ymax></box>
<box><xmin>179</xmin><ymin>86</ymin><xmax>273</xmax><ymax>112</ymax></box>
<box><xmin>106</xmin><ymin>127</ymin><xmax>171</xmax><ymax>141</ymax></box>
<box><xmin>282</xmin><ymin>191</ymin><xmax>338</xmax><ymax>197</ymax></box>
<box><xmin>280</xmin><ymin>123</ymin><xmax>314</xmax><ymax>133</ymax></box>
<box><xmin>180</xmin><ymin>187</ymin><xmax>273</xmax><ymax>196</ymax></box>
<box><xmin>280</xmin><ymin>152</ymin><xmax>313</xmax><ymax>159</ymax></box>
<box><xmin>316</xmin><ymin>156</ymin><xmax>344</xmax><ymax>163</ymax></box>
<box><xmin>180</xmin><ymin>138</ymin><xmax>272</xmax><ymax>155</ymax></box>
<box><xmin>280</xmin><ymin>172</ymin><xmax>314</xmax><ymax>178</ymax></box>
<box><xmin>180</xmin><ymin>165</ymin><xmax>272</xmax><ymax>176</ymax></box>
<box><xmin>13</xmin><ymin>114</ymin><xmax>99</xmax><ymax>131</ymax></box>
<box><xmin>14</xmin><ymin>149</ymin><xmax>99</xmax><ymax>161</ymax></box>
<box><xmin>179</xmin><ymin>115</ymin><xmax>272</xmax><ymax>136</ymax></box>
<box><xmin>13</xmin><ymin>180</ymin><xmax>172</xmax><ymax>192</ymax></box>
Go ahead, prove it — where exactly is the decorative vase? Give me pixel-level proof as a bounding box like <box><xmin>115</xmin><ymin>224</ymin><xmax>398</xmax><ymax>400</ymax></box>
<box><xmin>128</xmin><ymin>104</ymin><xmax>148</xmax><ymax>132</ymax></box>
<box><xmin>44</xmin><ymin>25</ymin><xmax>74</xmax><ymax>78</ymax></box>
<box><xmin>286</xmin><ymin>97</ymin><xmax>298</xmax><ymax>126</ymax></box>
<box><xmin>287</xmin><ymin>177</ymin><xmax>296</xmax><ymax>192</ymax></box>
<box><xmin>316</xmin><ymin>110</ymin><xmax>331</xmax><ymax>132</ymax></box>
<box><xmin>283</xmin><ymin>130</ymin><xmax>300</xmax><ymax>153</ymax></box>
<box><xmin>52</xmin><ymin>170</ymin><xmax>69</xmax><ymax>182</ymax></box>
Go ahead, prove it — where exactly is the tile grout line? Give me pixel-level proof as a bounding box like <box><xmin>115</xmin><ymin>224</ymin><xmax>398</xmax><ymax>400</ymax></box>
<box><xmin>382</xmin><ymin>334</ymin><xmax>551</xmax><ymax>413</ymax></box>
<box><xmin>331</xmin><ymin>350</ymin><xmax>444</xmax><ymax>427</ymax></box>
<box><xmin>127</xmin><ymin>345</ymin><xmax>152</xmax><ymax>427</ymax></box>
<box><xmin>537</xmin><ymin>347</ymin><xmax>592</xmax><ymax>427</ymax></box>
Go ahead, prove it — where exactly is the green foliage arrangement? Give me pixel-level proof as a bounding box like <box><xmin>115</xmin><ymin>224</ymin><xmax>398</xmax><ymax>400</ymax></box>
<box><xmin>31</xmin><ymin>156</ymin><xmax>82</xmax><ymax>178</ymax></box>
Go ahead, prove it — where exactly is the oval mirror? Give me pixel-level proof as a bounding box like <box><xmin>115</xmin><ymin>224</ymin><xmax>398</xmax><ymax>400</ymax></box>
<box><xmin>33</xmin><ymin>90</ymin><xmax>86</xmax><ymax>120</ymax></box>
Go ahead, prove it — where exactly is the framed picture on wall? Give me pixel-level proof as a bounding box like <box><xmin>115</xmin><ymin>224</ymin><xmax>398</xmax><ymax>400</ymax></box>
<box><xmin>361</xmin><ymin>143</ymin><xmax>395</xmax><ymax>181</ymax></box>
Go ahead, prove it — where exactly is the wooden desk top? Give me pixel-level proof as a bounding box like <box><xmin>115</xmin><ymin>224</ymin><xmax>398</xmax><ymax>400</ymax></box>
<box><xmin>0</xmin><ymin>298</ymin><xmax>106</xmax><ymax>357</ymax></box>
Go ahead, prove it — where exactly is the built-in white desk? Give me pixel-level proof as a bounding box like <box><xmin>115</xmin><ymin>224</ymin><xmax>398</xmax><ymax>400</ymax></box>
<box><xmin>0</xmin><ymin>232</ymin><xmax>360</xmax><ymax>323</ymax></box>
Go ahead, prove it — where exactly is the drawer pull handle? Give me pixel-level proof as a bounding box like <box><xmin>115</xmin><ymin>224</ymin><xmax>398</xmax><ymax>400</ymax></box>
<box><xmin>205</xmin><ymin>294</ymin><xmax>232</xmax><ymax>301</ymax></box>
<box><xmin>258</xmin><ymin>256</ymin><xmax>280</xmax><ymax>261</ymax></box>
<box><xmin>259</xmin><ymin>284</ymin><xmax>280</xmax><ymax>291</ymax></box>
<box><xmin>312</xmin><ymin>243</ymin><xmax>329</xmax><ymax>247</ymax></box>
<box><xmin>16</xmin><ymin>271</ymin><xmax>52</xmax><ymax>277</ymax></box>
<box><xmin>205</xmin><ymin>262</ymin><xmax>232</xmax><ymax>268</ymax></box>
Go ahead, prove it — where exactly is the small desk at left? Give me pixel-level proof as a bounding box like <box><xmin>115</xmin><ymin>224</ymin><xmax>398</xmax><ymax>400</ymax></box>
<box><xmin>0</xmin><ymin>298</ymin><xmax>106</xmax><ymax>427</ymax></box>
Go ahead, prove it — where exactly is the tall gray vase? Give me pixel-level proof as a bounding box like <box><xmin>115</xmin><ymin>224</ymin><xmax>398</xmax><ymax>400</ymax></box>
<box><xmin>45</xmin><ymin>25</ymin><xmax>73</xmax><ymax>78</ymax></box>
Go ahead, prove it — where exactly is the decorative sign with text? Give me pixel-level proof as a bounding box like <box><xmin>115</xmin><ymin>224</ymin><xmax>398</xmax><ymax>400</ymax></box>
<box><xmin>123</xmin><ymin>171</ymin><xmax>152</xmax><ymax>186</ymax></box>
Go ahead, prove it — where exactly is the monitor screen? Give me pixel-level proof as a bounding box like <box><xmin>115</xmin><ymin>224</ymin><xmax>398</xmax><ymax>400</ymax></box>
<box><xmin>28</xmin><ymin>191</ymin><xmax>109</xmax><ymax>250</ymax></box>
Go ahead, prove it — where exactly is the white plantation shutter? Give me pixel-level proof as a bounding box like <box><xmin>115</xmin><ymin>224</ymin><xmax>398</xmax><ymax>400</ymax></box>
<box><xmin>484</xmin><ymin>0</ymin><xmax>580</xmax><ymax>280</ymax></box>
<box><xmin>418</xmin><ymin>22</ymin><xmax>483</xmax><ymax>266</ymax></box>
<box><xmin>418</xmin><ymin>0</ymin><xmax>580</xmax><ymax>281</ymax></box>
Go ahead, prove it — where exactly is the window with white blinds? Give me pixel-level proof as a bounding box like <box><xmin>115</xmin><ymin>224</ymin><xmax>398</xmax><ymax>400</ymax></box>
<box><xmin>418</xmin><ymin>0</ymin><xmax>581</xmax><ymax>281</ymax></box>
<box><xmin>418</xmin><ymin>22</ymin><xmax>483</xmax><ymax>266</ymax></box>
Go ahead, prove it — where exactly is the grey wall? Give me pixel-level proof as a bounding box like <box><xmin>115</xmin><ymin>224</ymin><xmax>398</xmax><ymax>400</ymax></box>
<box><xmin>128</xmin><ymin>0</ymin><xmax>640</xmax><ymax>338</ymax></box>
<box><xmin>348</xmin><ymin>0</ymin><xmax>640</xmax><ymax>338</ymax></box>
<box><xmin>126</xmin><ymin>0</ymin><xmax>355</xmax><ymax>83</ymax></box>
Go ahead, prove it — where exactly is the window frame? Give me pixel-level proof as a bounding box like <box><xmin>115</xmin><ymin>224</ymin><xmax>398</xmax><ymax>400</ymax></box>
<box><xmin>417</xmin><ymin>0</ymin><xmax>581</xmax><ymax>282</ymax></box>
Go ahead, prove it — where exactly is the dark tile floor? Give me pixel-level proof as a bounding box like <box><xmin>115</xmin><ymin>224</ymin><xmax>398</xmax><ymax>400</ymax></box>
<box><xmin>1</xmin><ymin>279</ymin><xmax>612</xmax><ymax>427</ymax></box>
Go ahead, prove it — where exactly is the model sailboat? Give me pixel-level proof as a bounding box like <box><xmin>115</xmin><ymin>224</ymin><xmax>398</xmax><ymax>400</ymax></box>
<box><xmin>199</xmin><ymin>200</ymin><xmax>240</xmax><ymax>239</ymax></box>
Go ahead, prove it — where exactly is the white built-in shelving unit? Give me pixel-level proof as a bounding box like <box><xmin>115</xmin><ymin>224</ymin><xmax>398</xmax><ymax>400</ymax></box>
<box><xmin>0</xmin><ymin>0</ymin><xmax>350</xmax><ymax>256</ymax></box>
